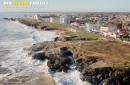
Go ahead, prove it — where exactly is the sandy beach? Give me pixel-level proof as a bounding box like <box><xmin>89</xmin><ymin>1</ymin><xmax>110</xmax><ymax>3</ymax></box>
<box><xmin>35</xmin><ymin>75</ymin><xmax>55</xmax><ymax>85</ymax></box>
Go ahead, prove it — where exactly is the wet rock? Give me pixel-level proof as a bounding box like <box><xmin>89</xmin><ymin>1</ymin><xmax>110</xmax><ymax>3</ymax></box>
<box><xmin>3</xmin><ymin>18</ymin><xmax>17</xmax><ymax>21</ymax></box>
<box><xmin>47</xmin><ymin>54</ymin><xmax>71</xmax><ymax>72</ymax></box>
<box><xmin>45</xmin><ymin>46</ymin><xmax>73</xmax><ymax>72</ymax></box>
<box><xmin>44</xmin><ymin>28</ymin><xmax>54</xmax><ymax>30</ymax></box>
<box><xmin>91</xmin><ymin>76</ymin><xmax>99</xmax><ymax>84</ymax></box>
<box><xmin>41</xmin><ymin>26</ymin><xmax>48</xmax><ymax>30</ymax></box>
<box><xmin>60</xmin><ymin>36</ymin><xmax>72</xmax><ymax>41</ymax></box>
<box><xmin>54</xmin><ymin>37</ymin><xmax>60</xmax><ymax>41</ymax></box>
<box><xmin>10</xmin><ymin>18</ymin><xmax>17</xmax><ymax>21</ymax></box>
<box><xmin>32</xmin><ymin>52</ymin><xmax>46</xmax><ymax>60</ymax></box>
<box><xmin>3</xmin><ymin>18</ymin><xmax>9</xmax><ymax>20</ymax></box>
<box><xmin>81</xmin><ymin>76</ymin><xmax>92</xmax><ymax>83</ymax></box>
<box><xmin>27</xmin><ymin>44</ymin><xmax>44</xmax><ymax>52</ymax></box>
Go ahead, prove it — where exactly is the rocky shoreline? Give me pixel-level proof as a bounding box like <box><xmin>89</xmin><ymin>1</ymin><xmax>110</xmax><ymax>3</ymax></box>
<box><xmin>24</xmin><ymin>41</ymin><xmax>130</xmax><ymax>85</ymax></box>
<box><xmin>5</xmin><ymin>17</ymin><xmax>130</xmax><ymax>85</ymax></box>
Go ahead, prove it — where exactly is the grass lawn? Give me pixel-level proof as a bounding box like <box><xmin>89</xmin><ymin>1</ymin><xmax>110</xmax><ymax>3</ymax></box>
<box><xmin>122</xmin><ymin>37</ymin><xmax>129</xmax><ymax>41</ymax></box>
<box><xmin>68</xmin><ymin>31</ymin><xmax>99</xmax><ymax>40</ymax></box>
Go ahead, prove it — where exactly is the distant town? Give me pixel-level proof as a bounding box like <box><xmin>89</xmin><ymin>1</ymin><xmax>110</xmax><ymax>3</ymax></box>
<box><xmin>23</xmin><ymin>13</ymin><xmax>130</xmax><ymax>41</ymax></box>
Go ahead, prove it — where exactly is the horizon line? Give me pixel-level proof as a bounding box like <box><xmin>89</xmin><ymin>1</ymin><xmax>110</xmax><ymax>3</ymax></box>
<box><xmin>0</xmin><ymin>11</ymin><xmax>130</xmax><ymax>13</ymax></box>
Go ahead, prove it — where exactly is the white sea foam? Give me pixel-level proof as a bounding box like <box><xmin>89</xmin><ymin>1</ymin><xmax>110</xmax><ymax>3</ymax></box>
<box><xmin>49</xmin><ymin>56</ymin><xmax>92</xmax><ymax>85</ymax></box>
<box><xmin>0</xmin><ymin>20</ymin><xmax>92</xmax><ymax>85</ymax></box>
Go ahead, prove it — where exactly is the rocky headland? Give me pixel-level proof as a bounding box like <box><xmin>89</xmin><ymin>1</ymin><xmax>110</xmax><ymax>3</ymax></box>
<box><xmin>24</xmin><ymin>40</ymin><xmax>130</xmax><ymax>85</ymax></box>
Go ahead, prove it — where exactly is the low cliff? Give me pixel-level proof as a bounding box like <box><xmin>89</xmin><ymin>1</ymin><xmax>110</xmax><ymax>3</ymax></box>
<box><xmin>24</xmin><ymin>41</ymin><xmax>130</xmax><ymax>85</ymax></box>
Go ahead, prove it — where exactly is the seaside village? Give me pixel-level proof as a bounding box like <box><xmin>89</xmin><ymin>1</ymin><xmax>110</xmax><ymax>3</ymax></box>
<box><xmin>24</xmin><ymin>13</ymin><xmax>130</xmax><ymax>40</ymax></box>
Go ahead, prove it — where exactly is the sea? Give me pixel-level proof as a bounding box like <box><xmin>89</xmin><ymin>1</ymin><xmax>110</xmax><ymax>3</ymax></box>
<box><xmin>0</xmin><ymin>13</ymin><xmax>92</xmax><ymax>85</ymax></box>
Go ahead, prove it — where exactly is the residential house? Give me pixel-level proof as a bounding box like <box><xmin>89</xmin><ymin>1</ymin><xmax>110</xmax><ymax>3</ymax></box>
<box><xmin>79</xmin><ymin>24</ymin><xmax>85</xmax><ymax>28</ymax></box>
<box><xmin>92</xmin><ymin>28</ymin><xmax>100</xmax><ymax>32</ymax></box>
<box><xmin>101</xmin><ymin>31</ymin><xmax>110</xmax><ymax>37</ymax></box>
<box><xmin>71</xmin><ymin>22</ymin><xmax>79</xmax><ymax>26</ymax></box>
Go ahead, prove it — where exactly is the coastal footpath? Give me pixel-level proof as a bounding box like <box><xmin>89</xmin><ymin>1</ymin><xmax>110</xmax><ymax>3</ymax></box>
<box><xmin>4</xmin><ymin>18</ymin><xmax>130</xmax><ymax>85</ymax></box>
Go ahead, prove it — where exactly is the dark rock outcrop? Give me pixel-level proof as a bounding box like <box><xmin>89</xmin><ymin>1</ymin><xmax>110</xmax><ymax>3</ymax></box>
<box><xmin>32</xmin><ymin>52</ymin><xmax>46</xmax><ymax>61</ymax></box>
<box><xmin>3</xmin><ymin>18</ymin><xmax>17</xmax><ymax>21</ymax></box>
<box><xmin>27</xmin><ymin>44</ymin><xmax>44</xmax><ymax>52</ymax></box>
<box><xmin>54</xmin><ymin>36</ymin><xmax>73</xmax><ymax>42</ymax></box>
<box><xmin>3</xmin><ymin>18</ymin><xmax>10</xmax><ymax>20</ymax></box>
<box><xmin>101</xmin><ymin>77</ymin><xmax>121</xmax><ymax>85</ymax></box>
<box><xmin>46</xmin><ymin>47</ymin><xmax>73</xmax><ymax>72</ymax></box>
<box><xmin>54</xmin><ymin>37</ymin><xmax>60</xmax><ymax>41</ymax></box>
<box><xmin>26</xmin><ymin>41</ymin><xmax>130</xmax><ymax>85</ymax></box>
<box><xmin>41</xmin><ymin>26</ymin><xmax>48</xmax><ymax>30</ymax></box>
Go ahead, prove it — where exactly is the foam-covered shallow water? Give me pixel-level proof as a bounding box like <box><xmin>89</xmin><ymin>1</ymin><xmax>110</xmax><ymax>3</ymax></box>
<box><xmin>49</xmin><ymin>56</ymin><xmax>92</xmax><ymax>85</ymax></box>
<box><xmin>0</xmin><ymin>15</ymin><xmax>58</xmax><ymax>84</ymax></box>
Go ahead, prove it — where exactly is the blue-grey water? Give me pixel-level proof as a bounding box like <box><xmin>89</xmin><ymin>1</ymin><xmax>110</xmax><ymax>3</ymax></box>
<box><xmin>0</xmin><ymin>13</ymin><xmax>57</xmax><ymax>60</ymax></box>
<box><xmin>0</xmin><ymin>13</ymin><xmax>32</xmax><ymax>60</ymax></box>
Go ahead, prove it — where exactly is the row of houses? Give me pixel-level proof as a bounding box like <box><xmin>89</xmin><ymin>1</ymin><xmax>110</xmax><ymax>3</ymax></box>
<box><xmin>24</xmin><ymin>14</ymin><xmax>70</xmax><ymax>24</ymax></box>
<box><xmin>84</xmin><ymin>22</ymin><xmax>125</xmax><ymax>39</ymax></box>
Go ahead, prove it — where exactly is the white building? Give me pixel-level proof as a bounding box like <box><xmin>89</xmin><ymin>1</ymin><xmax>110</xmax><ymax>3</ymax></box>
<box><xmin>100</xmin><ymin>25</ymin><xmax>117</xmax><ymax>32</ymax></box>
<box><xmin>33</xmin><ymin>14</ymin><xmax>40</xmax><ymax>20</ymax></box>
<box><xmin>50</xmin><ymin>17</ymin><xmax>60</xmax><ymax>23</ymax></box>
<box><xmin>60</xmin><ymin>15</ymin><xmax>70</xmax><ymax>24</ymax></box>
<box><xmin>40</xmin><ymin>17</ymin><xmax>50</xmax><ymax>22</ymax></box>
<box><xmin>85</xmin><ymin>23</ymin><xmax>101</xmax><ymax>32</ymax></box>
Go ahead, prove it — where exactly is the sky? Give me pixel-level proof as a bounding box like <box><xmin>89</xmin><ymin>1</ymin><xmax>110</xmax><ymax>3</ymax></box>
<box><xmin>0</xmin><ymin>0</ymin><xmax>130</xmax><ymax>12</ymax></box>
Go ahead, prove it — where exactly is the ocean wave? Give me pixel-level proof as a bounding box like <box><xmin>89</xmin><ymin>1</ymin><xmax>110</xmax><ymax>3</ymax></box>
<box><xmin>0</xmin><ymin>19</ymin><xmax>92</xmax><ymax>85</ymax></box>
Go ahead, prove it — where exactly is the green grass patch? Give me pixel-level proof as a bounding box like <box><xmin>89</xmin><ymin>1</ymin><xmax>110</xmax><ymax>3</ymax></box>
<box><xmin>39</xmin><ymin>22</ymin><xmax>68</xmax><ymax>31</ymax></box>
<box><xmin>68</xmin><ymin>31</ymin><xmax>99</xmax><ymax>40</ymax></box>
<box><xmin>122</xmin><ymin>38</ymin><xmax>129</xmax><ymax>41</ymax></box>
<box><xmin>18</xmin><ymin>18</ymin><xmax>69</xmax><ymax>31</ymax></box>
<box><xmin>19</xmin><ymin>18</ymin><xmax>39</xmax><ymax>24</ymax></box>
